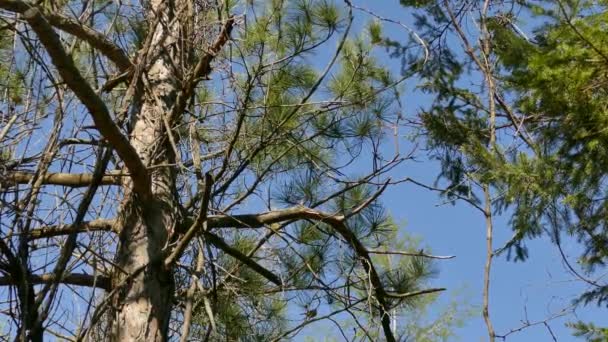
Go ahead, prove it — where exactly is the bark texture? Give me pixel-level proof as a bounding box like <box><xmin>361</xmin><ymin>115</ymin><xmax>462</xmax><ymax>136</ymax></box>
<box><xmin>109</xmin><ymin>1</ymin><xmax>188</xmax><ymax>340</ymax></box>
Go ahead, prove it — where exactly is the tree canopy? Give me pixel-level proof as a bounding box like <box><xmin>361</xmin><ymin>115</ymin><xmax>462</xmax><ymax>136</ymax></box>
<box><xmin>0</xmin><ymin>0</ymin><xmax>453</xmax><ymax>341</ymax></box>
<box><xmin>1</xmin><ymin>0</ymin><xmax>607</xmax><ymax>341</ymax></box>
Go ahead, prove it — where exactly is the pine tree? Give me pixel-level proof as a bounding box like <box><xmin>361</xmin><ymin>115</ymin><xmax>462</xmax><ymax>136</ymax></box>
<box><xmin>0</xmin><ymin>0</ymin><xmax>453</xmax><ymax>341</ymax></box>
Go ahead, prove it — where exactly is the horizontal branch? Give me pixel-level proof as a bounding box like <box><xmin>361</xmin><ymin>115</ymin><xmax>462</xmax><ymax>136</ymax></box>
<box><xmin>367</xmin><ymin>249</ymin><xmax>455</xmax><ymax>260</ymax></box>
<box><xmin>27</xmin><ymin>206</ymin><xmax>326</xmax><ymax>239</ymax></box>
<box><xmin>23</xmin><ymin>207</ymin><xmax>445</xmax><ymax>341</ymax></box>
<box><xmin>0</xmin><ymin>0</ymin><xmax>132</xmax><ymax>71</ymax></box>
<box><xmin>2</xmin><ymin>171</ymin><xmax>122</xmax><ymax>187</ymax></box>
<box><xmin>0</xmin><ymin>273</ymin><xmax>110</xmax><ymax>291</ymax></box>
<box><xmin>385</xmin><ymin>287</ymin><xmax>446</xmax><ymax>299</ymax></box>
<box><xmin>21</xmin><ymin>8</ymin><xmax>151</xmax><ymax>199</ymax></box>
<box><xmin>206</xmin><ymin>206</ymin><xmax>343</xmax><ymax>230</ymax></box>
<box><xmin>27</xmin><ymin>219</ymin><xmax>115</xmax><ymax>240</ymax></box>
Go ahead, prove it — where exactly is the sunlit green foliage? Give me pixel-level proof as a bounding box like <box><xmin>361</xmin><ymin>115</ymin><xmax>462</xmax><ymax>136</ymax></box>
<box><xmin>569</xmin><ymin>321</ymin><xmax>608</xmax><ymax>342</ymax></box>
<box><xmin>398</xmin><ymin>0</ymin><xmax>608</xmax><ymax>339</ymax></box>
<box><xmin>178</xmin><ymin>1</ymin><xmax>457</xmax><ymax>340</ymax></box>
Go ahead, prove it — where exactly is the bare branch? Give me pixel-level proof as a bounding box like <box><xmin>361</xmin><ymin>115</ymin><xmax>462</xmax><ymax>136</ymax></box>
<box><xmin>0</xmin><ymin>273</ymin><xmax>110</xmax><ymax>291</ymax></box>
<box><xmin>346</xmin><ymin>179</ymin><xmax>390</xmax><ymax>219</ymax></box>
<box><xmin>179</xmin><ymin>245</ymin><xmax>204</xmax><ymax>342</ymax></box>
<box><xmin>21</xmin><ymin>8</ymin><xmax>151</xmax><ymax>199</ymax></box>
<box><xmin>0</xmin><ymin>113</ymin><xmax>18</xmax><ymax>142</ymax></box>
<box><xmin>165</xmin><ymin>173</ymin><xmax>213</xmax><ymax>268</ymax></box>
<box><xmin>169</xmin><ymin>16</ymin><xmax>235</xmax><ymax>124</ymax></box>
<box><xmin>367</xmin><ymin>249</ymin><xmax>455</xmax><ymax>260</ymax></box>
<box><xmin>385</xmin><ymin>287</ymin><xmax>446</xmax><ymax>299</ymax></box>
<box><xmin>27</xmin><ymin>219</ymin><xmax>115</xmax><ymax>240</ymax></box>
<box><xmin>204</xmin><ymin>231</ymin><xmax>283</xmax><ymax>287</ymax></box>
<box><xmin>2</xmin><ymin>171</ymin><xmax>122</xmax><ymax>187</ymax></box>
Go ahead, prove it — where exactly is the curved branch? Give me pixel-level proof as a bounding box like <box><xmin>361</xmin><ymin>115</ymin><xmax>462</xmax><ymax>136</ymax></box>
<box><xmin>208</xmin><ymin>206</ymin><xmax>344</xmax><ymax>230</ymax></box>
<box><xmin>330</xmin><ymin>221</ymin><xmax>395</xmax><ymax>342</ymax></box>
<box><xmin>196</xmin><ymin>204</ymin><xmax>396</xmax><ymax>342</ymax></box>
<box><xmin>25</xmin><ymin>205</ymin><xmax>443</xmax><ymax>341</ymax></box>
<box><xmin>165</xmin><ymin>173</ymin><xmax>213</xmax><ymax>267</ymax></box>
<box><xmin>367</xmin><ymin>249</ymin><xmax>455</xmax><ymax>260</ymax></box>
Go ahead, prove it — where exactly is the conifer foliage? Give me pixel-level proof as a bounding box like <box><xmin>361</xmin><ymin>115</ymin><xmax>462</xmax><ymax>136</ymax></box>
<box><xmin>396</xmin><ymin>0</ymin><xmax>608</xmax><ymax>339</ymax></box>
<box><xmin>0</xmin><ymin>0</ymin><xmax>448</xmax><ymax>341</ymax></box>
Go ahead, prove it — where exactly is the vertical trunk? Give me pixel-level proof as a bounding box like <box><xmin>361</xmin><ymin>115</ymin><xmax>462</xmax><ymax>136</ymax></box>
<box><xmin>108</xmin><ymin>1</ymin><xmax>189</xmax><ymax>340</ymax></box>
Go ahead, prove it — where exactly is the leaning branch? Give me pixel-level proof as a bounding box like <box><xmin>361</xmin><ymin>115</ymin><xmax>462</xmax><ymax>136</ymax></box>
<box><xmin>385</xmin><ymin>287</ymin><xmax>446</xmax><ymax>299</ymax></box>
<box><xmin>204</xmin><ymin>231</ymin><xmax>282</xmax><ymax>286</ymax></box>
<box><xmin>27</xmin><ymin>207</ymin><xmax>343</xmax><ymax>240</ymax></box>
<box><xmin>169</xmin><ymin>17</ymin><xmax>234</xmax><ymax>123</ymax></box>
<box><xmin>209</xmin><ymin>206</ymin><xmax>340</xmax><ymax>229</ymax></box>
<box><xmin>21</xmin><ymin>8</ymin><xmax>151</xmax><ymax>199</ymax></box>
<box><xmin>0</xmin><ymin>0</ymin><xmax>132</xmax><ymax>71</ymax></box>
<box><xmin>165</xmin><ymin>173</ymin><xmax>213</xmax><ymax>267</ymax></box>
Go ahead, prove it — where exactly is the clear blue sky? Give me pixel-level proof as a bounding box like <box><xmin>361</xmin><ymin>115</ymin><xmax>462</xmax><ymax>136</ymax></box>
<box><xmin>299</xmin><ymin>1</ymin><xmax>607</xmax><ymax>341</ymax></box>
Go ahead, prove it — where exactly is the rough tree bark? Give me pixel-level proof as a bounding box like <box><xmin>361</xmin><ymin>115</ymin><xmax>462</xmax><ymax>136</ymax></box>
<box><xmin>109</xmin><ymin>1</ymin><xmax>188</xmax><ymax>340</ymax></box>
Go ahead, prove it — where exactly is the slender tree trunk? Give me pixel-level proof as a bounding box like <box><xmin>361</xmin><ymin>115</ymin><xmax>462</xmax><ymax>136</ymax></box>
<box><xmin>109</xmin><ymin>1</ymin><xmax>188</xmax><ymax>340</ymax></box>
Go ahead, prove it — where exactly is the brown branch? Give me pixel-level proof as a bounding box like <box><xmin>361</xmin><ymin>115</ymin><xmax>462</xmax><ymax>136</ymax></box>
<box><xmin>197</xmin><ymin>204</ymin><xmax>397</xmax><ymax>342</ymax></box>
<box><xmin>165</xmin><ymin>173</ymin><xmax>213</xmax><ymax>268</ymax></box>
<box><xmin>206</xmin><ymin>206</ymin><xmax>343</xmax><ymax>231</ymax></box>
<box><xmin>0</xmin><ymin>273</ymin><xmax>111</xmax><ymax>291</ymax></box>
<box><xmin>493</xmin><ymin>93</ymin><xmax>536</xmax><ymax>151</ymax></box>
<box><xmin>329</xmin><ymin>221</ymin><xmax>395</xmax><ymax>342</ymax></box>
<box><xmin>180</xmin><ymin>245</ymin><xmax>204</xmax><ymax>342</ymax></box>
<box><xmin>24</xmin><ymin>204</ymin><xmax>436</xmax><ymax>342</ymax></box>
<box><xmin>169</xmin><ymin>17</ymin><xmax>234</xmax><ymax>123</ymax></box>
<box><xmin>367</xmin><ymin>249</ymin><xmax>455</xmax><ymax>260</ymax></box>
<box><xmin>190</xmin><ymin>17</ymin><xmax>235</xmax><ymax>83</ymax></box>
<box><xmin>0</xmin><ymin>113</ymin><xmax>17</xmax><ymax>142</ymax></box>
<box><xmin>346</xmin><ymin>179</ymin><xmax>390</xmax><ymax>219</ymax></box>
<box><xmin>28</xmin><ymin>205</ymin><xmax>342</xmax><ymax>240</ymax></box>
<box><xmin>27</xmin><ymin>219</ymin><xmax>115</xmax><ymax>240</ymax></box>
<box><xmin>21</xmin><ymin>8</ymin><xmax>151</xmax><ymax>199</ymax></box>
<box><xmin>27</xmin><ymin>206</ymin><xmax>341</xmax><ymax>239</ymax></box>
<box><xmin>27</xmin><ymin>216</ymin><xmax>282</xmax><ymax>288</ymax></box>
<box><xmin>2</xmin><ymin>171</ymin><xmax>123</xmax><ymax>187</ymax></box>
<box><xmin>385</xmin><ymin>287</ymin><xmax>446</xmax><ymax>299</ymax></box>
<box><xmin>101</xmin><ymin>70</ymin><xmax>132</xmax><ymax>92</ymax></box>
<box><xmin>0</xmin><ymin>0</ymin><xmax>132</xmax><ymax>71</ymax></box>
<box><xmin>204</xmin><ymin>231</ymin><xmax>282</xmax><ymax>286</ymax></box>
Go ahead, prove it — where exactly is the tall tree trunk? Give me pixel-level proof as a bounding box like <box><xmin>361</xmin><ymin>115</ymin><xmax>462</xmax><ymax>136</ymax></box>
<box><xmin>109</xmin><ymin>1</ymin><xmax>188</xmax><ymax>340</ymax></box>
